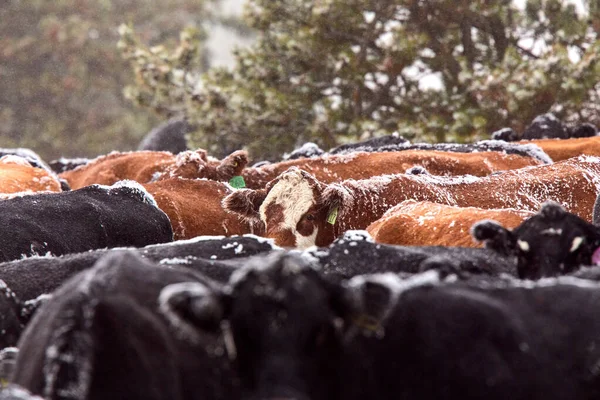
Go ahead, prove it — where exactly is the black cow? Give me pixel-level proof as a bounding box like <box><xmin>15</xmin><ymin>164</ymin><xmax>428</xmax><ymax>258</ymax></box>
<box><xmin>331</xmin><ymin>138</ymin><xmax>551</xmax><ymax>163</ymax></box>
<box><xmin>0</xmin><ymin>236</ymin><xmax>277</xmax><ymax>350</ymax></box>
<box><xmin>522</xmin><ymin>113</ymin><xmax>568</xmax><ymax>140</ymax></box>
<box><xmin>569</xmin><ymin>123</ymin><xmax>598</xmax><ymax>138</ymax></box>
<box><xmin>328</xmin><ymin>134</ymin><xmax>409</xmax><ymax>155</ymax></box>
<box><xmin>491</xmin><ymin>127</ymin><xmax>520</xmax><ymax>142</ymax></box>
<box><xmin>0</xmin><ymin>180</ymin><xmax>173</xmax><ymax>262</ymax></box>
<box><xmin>304</xmin><ymin>230</ymin><xmax>517</xmax><ymax>279</ymax></box>
<box><xmin>47</xmin><ymin>157</ymin><xmax>90</xmax><ymax>174</ymax></box>
<box><xmin>400</xmin><ymin>140</ymin><xmax>551</xmax><ymax>163</ymax></box>
<box><xmin>163</xmin><ymin>252</ymin><xmax>600</xmax><ymax>400</ymax></box>
<box><xmin>472</xmin><ymin>201</ymin><xmax>600</xmax><ymax>279</ymax></box>
<box><xmin>11</xmin><ymin>251</ymin><xmax>238</xmax><ymax>400</ymax></box>
<box><xmin>282</xmin><ymin>142</ymin><xmax>326</xmax><ymax>160</ymax></box>
<box><xmin>0</xmin><ymin>235</ymin><xmax>277</xmax><ymax>303</ymax></box>
<box><xmin>137</xmin><ymin>117</ymin><xmax>192</xmax><ymax>154</ymax></box>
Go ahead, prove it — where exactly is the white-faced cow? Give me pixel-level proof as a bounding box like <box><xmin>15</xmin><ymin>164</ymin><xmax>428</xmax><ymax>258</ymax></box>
<box><xmin>223</xmin><ymin>156</ymin><xmax>600</xmax><ymax>248</ymax></box>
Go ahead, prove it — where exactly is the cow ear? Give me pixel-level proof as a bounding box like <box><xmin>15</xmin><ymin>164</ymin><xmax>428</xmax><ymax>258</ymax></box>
<box><xmin>159</xmin><ymin>282</ymin><xmax>231</xmax><ymax>338</ymax></box>
<box><xmin>222</xmin><ymin>188</ymin><xmax>268</xmax><ymax>220</ymax></box>
<box><xmin>192</xmin><ymin>149</ymin><xmax>208</xmax><ymax>160</ymax></box>
<box><xmin>539</xmin><ymin>201</ymin><xmax>566</xmax><ymax>220</ymax></box>
<box><xmin>217</xmin><ymin>150</ymin><xmax>249</xmax><ymax>179</ymax></box>
<box><xmin>341</xmin><ymin>272</ymin><xmax>438</xmax><ymax>340</ymax></box>
<box><xmin>471</xmin><ymin>219</ymin><xmax>516</xmax><ymax>254</ymax></box>
<box><xmin>321</xmin><ymin>183</ymin><xmax>352</xmax><ymax>219</ymax></box>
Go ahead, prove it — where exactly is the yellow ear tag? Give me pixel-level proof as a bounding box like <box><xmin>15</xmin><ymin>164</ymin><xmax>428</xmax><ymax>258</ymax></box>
<box><xmin>327</xmin><ymin>206</ymin><xmax>338</xmax><ymax>225</ymax></box>
<box><xmin>229</xmin><ymin>176</ymin><xmax>246</xmax><ymax>189</ymax></box>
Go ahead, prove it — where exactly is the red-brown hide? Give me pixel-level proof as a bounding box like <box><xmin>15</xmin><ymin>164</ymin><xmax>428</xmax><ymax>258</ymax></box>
<box><xmin>518</xmin><ymin>136</ymin><xmax>600</xmax><ymax>162</ymax></box>
<box><xmin>60</xmin><ymin>150</ymin><xmax>248</xmax><ymax>189</ymax></box>
<box><xmin>366</xmin><ymin>200</ymin><xmax>534</xmax><ymax>248</ymax></box>
<box><xmin>241</xmin><ymin>149</ymin><xmax>544</xmax><ymax>189</ymax></box>
<box><xmin>143</xmin><ymin>178</ymin><xmax>262</xmax><ymax>240</ymax></box>
<box><xmin>0</xmin><ymin>156</ymin><xmax>62</xmax><ymax>195</ymax></box>
<box><xmin>223</xmin><ymin>156</ymin><xmax>600</xmax><ymax>247</ymax></box>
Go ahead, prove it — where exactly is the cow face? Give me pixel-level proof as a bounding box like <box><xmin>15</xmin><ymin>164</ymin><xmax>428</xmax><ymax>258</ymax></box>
<box><xmin>472</xmin><ymin>201</ymin><xmax>600</xmax><ymax>279</ymax></box>
<box><xmin>160</xmin><ymin>253</ymin><xmax>356</xmax><ymax>400</ymax></box>
<box><xmin>223</xmin><ymin>168</ymin><xmax>338</xmax><ymax>248</ymax></box>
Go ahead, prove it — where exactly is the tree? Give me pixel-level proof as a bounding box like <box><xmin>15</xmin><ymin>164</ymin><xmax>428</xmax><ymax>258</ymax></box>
<box><xmin>119</xmin><ymin>0</ymin><xmax>600</xmax><ymax>161</ymax></box>
<box><xmin>0</xmin><ymin>0</ymin><xmax>219</xmax><ymax>161</ymax></box>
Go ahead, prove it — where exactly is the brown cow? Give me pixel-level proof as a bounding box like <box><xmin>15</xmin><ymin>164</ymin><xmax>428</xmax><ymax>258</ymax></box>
<box><xmin>143</xmin><ymin>177</ymin><xmax>262</xmax><ymax>240</ymax></box>
<box><xmin>518</xmin><ymin>136</ymin><xmax>600</xmax><ymax>162</ymax></box>
<box><xmin>60</xmin><ymin>149</ymin><xmax>248</xmax><ymax>189</ymax></box>
<box><xmin>223</xmin><ymin>155</ymin><xmax>600</xmax><ymax>248</ymax></box>
<box><xmin>0</xmin><ymin>155</ymin><xmax>62</xmax><ymax>195</ymax></box>
<box><xmin>366</xmin><ymin>200</ymin><xmax>534</xmax><ymax>247</ymax></box>
<box><xmin>240</xmin><ymin>149</ymin><xmax>546</xmax><ymax>189</ymax></box>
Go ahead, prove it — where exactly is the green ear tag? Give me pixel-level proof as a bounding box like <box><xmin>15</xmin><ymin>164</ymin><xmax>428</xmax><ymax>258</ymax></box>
<box><xmin>229</xmin><ymin>175</ymin><xmax>246</xmax><ymax>189</ymax></box>
<box><xmin>327</xmin><ymin>206</ymin><xmax>338</xmax><ymax>225</ymax></box>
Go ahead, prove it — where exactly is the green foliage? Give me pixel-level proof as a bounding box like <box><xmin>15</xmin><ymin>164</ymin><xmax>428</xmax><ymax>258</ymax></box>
<box><xmin>119</xmin><ymin>0</ymin><xmax>600</xmax><ymax>161</ymax></box>
<box><xmin>0</xmin><ymin>0</ymin><xmax>217</xmax><ymax>160</ymax></box>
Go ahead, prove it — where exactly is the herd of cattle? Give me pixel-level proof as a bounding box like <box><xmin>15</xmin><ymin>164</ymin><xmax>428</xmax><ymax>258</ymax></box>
<box><xmin>3</xmin><ymin>113</ymin><xmax>600</xmax><ymax>399</ymax></box>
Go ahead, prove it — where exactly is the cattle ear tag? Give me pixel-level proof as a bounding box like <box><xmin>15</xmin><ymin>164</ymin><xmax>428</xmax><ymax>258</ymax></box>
<box><xmin>327</xmin><ymin>207</ymin><xmax>339</xmax><ymax>225</ymax></box>
<box><xmin>229</xmin><ymin>176</ymin><xmax>246</xmax><ymax>189</ymax></box>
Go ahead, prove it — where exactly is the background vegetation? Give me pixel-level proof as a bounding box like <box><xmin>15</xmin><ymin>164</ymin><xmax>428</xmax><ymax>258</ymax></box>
<box><xmin>2</xmin><ymin>0</ymin><xmax>599</xmax><ymax>162</ymax></box>
<box><xmin>0</xmin><ymin>0</ymin><xmax>222</xmax><ymax>160</ymax></box>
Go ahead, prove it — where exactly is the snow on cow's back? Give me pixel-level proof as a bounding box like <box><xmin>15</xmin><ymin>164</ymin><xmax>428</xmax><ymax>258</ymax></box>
<box><xmin>470</xmin><ymin>140</ymin><xmax>552</xmax><ymax>164</ymax></box>
<box><xmin>92</xmin><ymin>180</ymin><xmax>160</xmax><ymax>208</ymax></box>
<box><xmin>0</xmin><ymin>155</ymin><xmax>32</xmax><ymax>167</ymax></box>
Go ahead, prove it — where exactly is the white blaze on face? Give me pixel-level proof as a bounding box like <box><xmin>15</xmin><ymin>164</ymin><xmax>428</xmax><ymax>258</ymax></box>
<box><xmin>295</xmin><ymin>229</ymin><xmax>319</xmax><ymax>249</ymax></box>
<box><xmin>259</xmin><ymin>171</ymin><xmax>319</xmax><ymax>248</ymax></box>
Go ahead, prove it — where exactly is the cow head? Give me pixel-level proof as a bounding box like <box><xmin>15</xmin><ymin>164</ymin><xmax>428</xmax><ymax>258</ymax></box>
<box><xmin>159</xmin><ymin>252</ymin><xmax>426</xmax><ymax>400</ymax></box>
<box><xmin>471</xmin><ymin>201</ymin><xmax>600</xmax><ymax>279</ymax></box>
<box><xmin>223</xmin><ymin>168</ymin><xmax>345</xmax><ymax>248</ymax></box>
<box><xmin>163</xmin><ymin>149</ymin><xmax>248</xmax><ymax>182</ymax></box>
<box><xmin>159</xmin><ymin>253</ymin><xmax>354</xmax><ymax>400</ymax></box>
<box><xmin>215</xmin><ymin>150</ymin><xmax>249</xmax><ymax>181</ymax></box>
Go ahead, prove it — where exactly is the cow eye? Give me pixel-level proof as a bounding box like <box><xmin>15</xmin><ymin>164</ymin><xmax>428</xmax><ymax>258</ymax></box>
<box><xmin>303</xmin><ymin>214</ymin><xmax>315</xmax><ymax>221</ymax></box>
